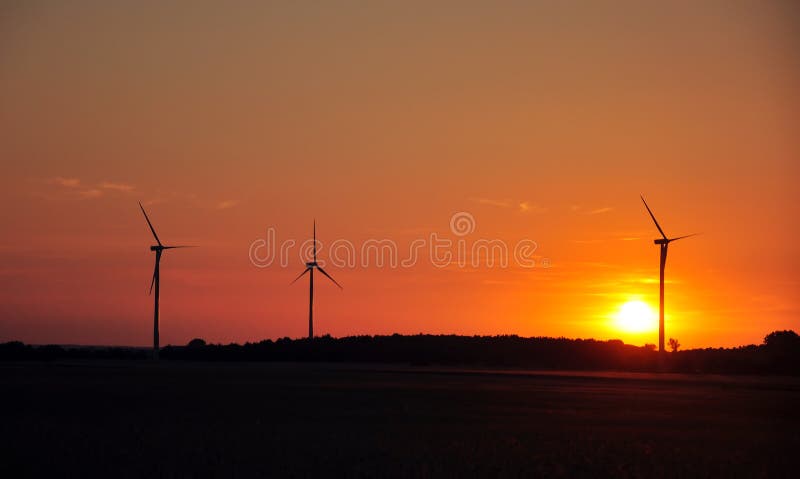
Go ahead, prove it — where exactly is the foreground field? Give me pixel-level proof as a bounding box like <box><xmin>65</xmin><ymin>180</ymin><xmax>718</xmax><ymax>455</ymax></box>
<box><xmin>1</xmin><ymin>362</ymin><xmax>798</xmax><ymax>477</ymax></box>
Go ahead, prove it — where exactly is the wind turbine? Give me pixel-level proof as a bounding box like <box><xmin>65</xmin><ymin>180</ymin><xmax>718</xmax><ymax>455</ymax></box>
<box><xmin>640</xmin><ymin>196</ymin><xmax>697</xmax><ymax>354</ymax></box>
<box><xmin>139</xmin><ymin>202</ymin><xmax>194</xmax><ymax>360</ymax></box>
<box><xmin>290</xmin><ymin>220</ymin><xmax>342</xmax><ymax>339</ymax></box>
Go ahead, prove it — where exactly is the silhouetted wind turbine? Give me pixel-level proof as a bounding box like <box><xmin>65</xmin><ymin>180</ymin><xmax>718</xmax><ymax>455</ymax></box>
<box><xmin>139</xmin><ymin>202</ymin><xmax>194</xmax><ymax>360</ymax></box>
<box><xmin>290</xmin><ymin>221</ymin><xmax>342</xmax><ymax>339</ymax></box>
<box><xmin>640</xmin><ymin>196</ymin><xmax>698</xmax><ymax>354</ymax></box>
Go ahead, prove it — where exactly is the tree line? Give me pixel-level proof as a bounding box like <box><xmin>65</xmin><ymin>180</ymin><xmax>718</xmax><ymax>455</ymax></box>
<box><xmin>1</xmin><ymin>330</ymin><xmax>798</xmax><ymax>375</ymax></box>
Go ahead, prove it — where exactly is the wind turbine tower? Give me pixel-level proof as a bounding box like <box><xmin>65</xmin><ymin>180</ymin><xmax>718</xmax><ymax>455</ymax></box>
<box><xmin>291</xmin><ymin>221</ymin><xmax>342</xmax><ymax>339</ymax></box>
<box><xmin>139</xmin><ymin>203</ymin><xmax>194</xmax><ymax>360</ymax></box>
<box><xmin>640</xmin><ymin>196</ymin><xmax>697</xmax><ymax>353</ymax></box>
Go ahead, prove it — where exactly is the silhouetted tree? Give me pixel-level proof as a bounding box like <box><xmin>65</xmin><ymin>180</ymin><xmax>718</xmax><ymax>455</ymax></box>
<box><xmin>763</xmin><ymin>330</ymin><xmax>800</xmax><ymax>350</ymax></box>
<box><xmin>0</xmin><ymin>341</ymin><xmax>31</xmax><ymax>359</ymax></box>
<box><xmin>668</xmin><ymin>338</ymin><xmax>680</xmax><ymax>353</ymax></box>
<box><xmin>187</xmin><ymin>338</ymin><xmax>207</xmax><ymax>348</ymax></box>
<box><xmin>761</xmin><ymin>330</ymin><xmax>800</xmax><ymax>374</ymax></box>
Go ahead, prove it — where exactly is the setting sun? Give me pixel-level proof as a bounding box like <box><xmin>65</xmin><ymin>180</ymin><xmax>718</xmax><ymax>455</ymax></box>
<box><xmin>614</xmin><ymin>300</ymin><xmax>658</xmax><ymax>334</ymax></box>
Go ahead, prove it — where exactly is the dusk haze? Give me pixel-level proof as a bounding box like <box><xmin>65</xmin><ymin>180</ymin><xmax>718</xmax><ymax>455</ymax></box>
<box><xmin>2</xmin><ymin>1</ymin><xmax>797</xmax><ymax>350</ymax></box>
<box><xmin>1</xmin><ymin>2</ymin><xmax>798</xmax><ymax>477</ymax></box>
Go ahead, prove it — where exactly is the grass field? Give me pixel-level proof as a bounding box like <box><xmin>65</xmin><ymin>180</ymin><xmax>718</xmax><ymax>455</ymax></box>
<box><xmin>2</xmin><ymin>362</ymin><xmax>798</xmax><ymax>477</ymax></box>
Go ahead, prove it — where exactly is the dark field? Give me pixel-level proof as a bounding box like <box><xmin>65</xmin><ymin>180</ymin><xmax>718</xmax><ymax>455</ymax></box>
<box><xmin>2</xmin><ymin>362</ymin><xmax>798</xmax><ymax>477</ymax></box>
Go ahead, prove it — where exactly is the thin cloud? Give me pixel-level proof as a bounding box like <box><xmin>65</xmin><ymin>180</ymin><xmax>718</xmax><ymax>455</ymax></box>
<box><xmin>79</xmin><ymin>189</ymin><xmax>103</xmax><ymax>199</ymax></box>
<box><xmin>570</xmin><ymin>205</ymin><xmax>613</xmax><ymax>215</ymax></box>
<box><xmin>518</xmin><ymin>201</ymin><xmax>546</xmax><ymax>214</ymax></box>
<box><xmin>47</xmin><ymin>177</ymin><xmax>135</xmax><ymax>199</ymax></box>
<box><xmin>586</xmin><ymin>207</ymin><xmax>613</xmax><ymax>215</ymax></box>
<box><xmin>471</xmin><ymin>197</ymin><xmax>512</xmax><ymax>208</ymax></box>
<box><xmin>216</xmin><ymin>199</ymin><xmax>239</xmax><ymax>210</ymax></box>
<box><xmin>471</xmin><ymin>197</ymin><xmax>545</xmax><ymax>214</ymax></box>
<box><xmin>46</xmin><ymin>177</ymin><xmax>226</xmax><ymax>209</ymax></box>
<box><xmin>49</xmin><ymin>177</ymin><xmax>80</xmax><ymax>188</ymax></box>
<box><xmin>100</xmin><ymin>181</ymin><xmax>134</xmax><ymax>193</ymax></box>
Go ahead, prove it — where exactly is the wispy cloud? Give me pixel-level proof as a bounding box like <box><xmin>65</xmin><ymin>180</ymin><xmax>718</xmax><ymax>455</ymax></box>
<box><xmin>45</xmin><ymin>177</ymin><xmax>232</xmax><ymax>210</ymax></box>
<box><xmin>79</xmin><ymin>189</ymin><xmax>103</xmax><ymax>199</ymax></box>
<box><xmin>46</xmin><ymin>177</ymin><xmax>136</xmax><ymax>199</ymax></box>
<box><xmin>47</xmin><ymin>176</ymin><xmax>100</xmax><ymax>199</ymax></box>
<box><xmin>471</xmin><ymin>197</ymin><xmax>512</xmax><ymax>208</ymax></box>
<box><xmin>139</xmin><ymin>193</ymin><xmax>239</xmax><ymax>211</ymax></box>
<box><xmin>471</xmin><ymin>197</ymin><xmax>545</xmax><ymax>214</ymax></box>
<box><xmin>586</xmin><ymin>207</ymin><xmax>613</xmax><ymax>215</ymax></box>
<box><xmin>517</xmin><ymin>201</ymin><xmax>546</xmax><ymax>214</ymax></box>
<box><xmin>99</xmin><ymin>181</ymin><xmax>134</xmax><ymax>193</ymax></box>
<box><xmin>570</xmin><ymin>205</ymin><xmax>614</xmax><ymax>215</ymax></box>
<box><xmin>48</xmin><ymin>177</ymin><xmax>81</xmax><ymax>188</ymax></box>
<box><xmin>215</xmin><ymin>199</ymin><xmax>239</xmax><ymax>210</ymax></box>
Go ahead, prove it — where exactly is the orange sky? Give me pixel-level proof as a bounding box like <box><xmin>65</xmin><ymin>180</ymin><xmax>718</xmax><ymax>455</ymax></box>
<box><xmin>1</xmin><ymin>1</ymin><xmax>798</xmax><ymax>348</ymax></box>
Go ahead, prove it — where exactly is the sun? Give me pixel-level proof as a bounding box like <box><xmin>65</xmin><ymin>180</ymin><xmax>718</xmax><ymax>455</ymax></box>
<box><xmin>614</xmin><ymin>300</ymin><xmax>657</xmax><ymax>333</ymax></box>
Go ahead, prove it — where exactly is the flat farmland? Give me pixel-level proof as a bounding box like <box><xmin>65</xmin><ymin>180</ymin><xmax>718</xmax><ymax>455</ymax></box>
<box><xmin>1</xmin><ymin>362</ymin><xmax>797</xmax><ymax>477</ymax></box>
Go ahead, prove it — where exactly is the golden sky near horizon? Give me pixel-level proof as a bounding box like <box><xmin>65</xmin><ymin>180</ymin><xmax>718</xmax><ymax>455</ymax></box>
<box><xmin>1</xmin><ymin>1</ymin><xmax>798</xmax><ymax>348</ymax></box>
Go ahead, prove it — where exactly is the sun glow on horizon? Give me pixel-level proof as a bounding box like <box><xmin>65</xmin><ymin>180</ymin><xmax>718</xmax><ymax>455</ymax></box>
<box><xmin>613</xmin><ymin>300</ymin><xmax>658</xmax><ymax>334</ymax></box>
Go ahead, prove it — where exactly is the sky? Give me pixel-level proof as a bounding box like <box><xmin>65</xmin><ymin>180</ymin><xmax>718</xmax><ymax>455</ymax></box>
<box><xmin>1</xmin><ymin>0</ymin><xmax>798</xmax><ymax>348</ymax></box>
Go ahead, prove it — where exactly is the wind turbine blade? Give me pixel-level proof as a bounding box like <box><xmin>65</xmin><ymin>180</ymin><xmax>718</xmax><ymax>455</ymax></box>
<box><xmin>640</xmin><ymin>195</ymin><xmax>667</xmax><ymax>239</ymax></box>
<box><xmin>163</xmin><ymin>245</ymin><xmax>197</xmax><ymax>249</ymax></box>
<box><xmin>317</xmin><ymin>266</ymin><xmax>343</xmax><ymax>290</ymax></box>
<box><xmin>149</xmin><ymin>268</ymin><xmax>156</xmax><ymax>295</ymax></box>
<box><xmin>669</xmin><ymin>233</ymin><xmax>700</xmax><ymax>242</ymax></box>
<box><xmin>313</xmin><ymin>219</ymin><xmax>317</xmax><ymax>262</ymax></box>
<box><xmin>149</xmin><ymin>253</ymin><xmax>160</xmax><ymax>295</ymax></box>
<box><xmin>290</xmin><ymin>268</ymin><xmax>311</xmax><ymax>285</ymax></box>
<box><xmin>139</xmin><ymin>202</ymin><xmax>162</xmax><ymax>246</ymax></box>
